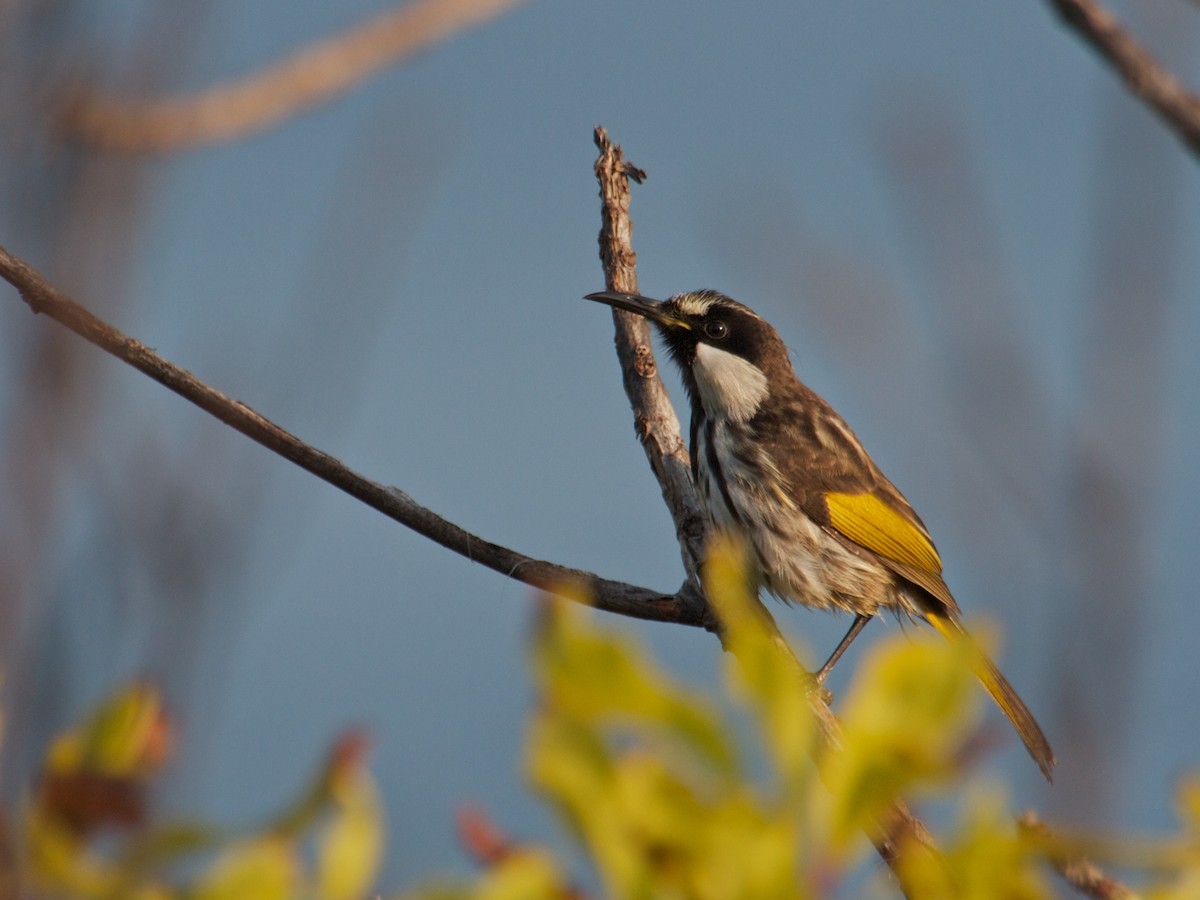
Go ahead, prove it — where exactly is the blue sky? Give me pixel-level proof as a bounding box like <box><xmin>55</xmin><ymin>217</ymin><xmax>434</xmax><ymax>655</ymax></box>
<box><xmin>7</xmin><ymin>0</ymin><xmax>1200</xmax><ymax>889</ymax></box>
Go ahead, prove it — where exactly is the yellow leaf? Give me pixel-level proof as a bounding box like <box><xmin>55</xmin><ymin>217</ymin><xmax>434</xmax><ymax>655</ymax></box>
<box><xmin>691</xmin><ymin>796</ymin><xmax>803</xmax><ymax>900</ymax></box>
<box><xmin>526</xmin><ymin>714</ymin><xmax>641</xmax><ymax>894</ymax></box>
<box><xmin>532</xmin><ymin>599</ymin><xmax>736</xmax><ymax>781</ymax></box>
<box><xmin>475</xmin><ymin>849</ymin><xmax>566</xmax><ymax>900</ymax></box>
<box><xmin>47</xmin><ymin>683</ymin><xmax>167</xmax><ymax>779</ymax></box>
<box><xmin>1150</xmin><ymin>865</ymin><xmax>1200</xmax><ymax>900</ymax></box>
<box><xmin>705</xmin><ymin>534</ymin><xmax>815</xmax><ymax>801</ymax></box>
<box><xmin>894</xmin><ymin>792</ymin><xmax>1051</xmax><ymax>900</ymax></box>
<box><xmin>821</xmin><ymin>632</ymin><xmax>979</xmax><ymax>848</ymax></box>
<box><xmin>192</xmin><ymin>837</ymin><xmax>298</xmax><ymax>900</ymax></box>
<box><xmin>1177</xmin><ymin>774</ymin><xmax>1200</xmax><ymax>837</ymax></box>
<box><xmin>316</xmin><ymin>765</ymin><xmax>385</xmax><ymax>900</ymax></box>
<box><xmin>24</xmin><ymin>806</ymin><xmax>116</xmax><ymax>896</ymax></box>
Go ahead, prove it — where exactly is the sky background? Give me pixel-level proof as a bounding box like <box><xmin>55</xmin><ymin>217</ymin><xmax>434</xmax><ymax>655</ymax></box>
<box><xmin>4</xmin><ymin>0</ymin><xmax>1200</xmax><ymax>891</ymax></box>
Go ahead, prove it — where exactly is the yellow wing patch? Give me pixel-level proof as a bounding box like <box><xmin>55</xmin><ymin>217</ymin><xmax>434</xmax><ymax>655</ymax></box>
<box><xmin>825</xmin><ymin>491</ymin><xmax>942</xmax><ymax>575</ymax></box>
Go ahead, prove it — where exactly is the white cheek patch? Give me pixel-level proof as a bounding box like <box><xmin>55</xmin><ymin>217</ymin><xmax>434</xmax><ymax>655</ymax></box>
<box><xmin>693</xmin><ymin>342</ymin><xmax>769</xmax><ymax>422</ymax></box>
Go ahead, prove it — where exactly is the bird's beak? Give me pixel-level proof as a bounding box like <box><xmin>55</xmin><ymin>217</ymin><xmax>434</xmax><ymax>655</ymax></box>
<box><xmin>584</xmin><ymin>291</ymin><xmax>691</xmax><ymax>330</ymax></box>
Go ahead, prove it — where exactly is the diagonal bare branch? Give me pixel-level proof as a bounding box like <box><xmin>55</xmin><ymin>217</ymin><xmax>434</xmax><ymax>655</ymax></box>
<box><xmin>0</xmin><ymin>243</ymin><xmax>707</xmax><ymax>629</ymax></box>
<box><xmin>1047</xmin><ymin>0</ymin><xmax>1200</xmax><ymax>157</ymax></box>
<box><xmin>62</xmin><ymin>0</ymin><xmax>530</xmax><ymax>154</ymax></box>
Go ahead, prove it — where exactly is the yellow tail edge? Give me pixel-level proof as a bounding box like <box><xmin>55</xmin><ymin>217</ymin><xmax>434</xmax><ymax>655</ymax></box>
<box><xmin>927</xmin><ymin>612</ymin><xmax>1056</xmax><ymax>782</ymax></box>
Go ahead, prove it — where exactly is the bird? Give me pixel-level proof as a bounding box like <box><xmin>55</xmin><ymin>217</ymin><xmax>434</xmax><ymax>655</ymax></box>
<box><xmin>584</xmin><ymin>288</ymin><xmax>1055</xmax><ymax>781</ymax></box>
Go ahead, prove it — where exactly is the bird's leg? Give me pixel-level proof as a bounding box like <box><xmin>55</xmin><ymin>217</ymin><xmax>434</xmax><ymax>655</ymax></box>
<box><xmin>814</xmin><ymin>614</ymin><xmax>871</xmax><ymax>684</ymax></box>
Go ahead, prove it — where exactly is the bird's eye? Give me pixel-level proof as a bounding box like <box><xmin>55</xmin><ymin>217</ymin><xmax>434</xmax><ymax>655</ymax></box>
<box><xmin>704</xmin><ymin>320</ymin><xmax>728</xmax><ymax>339</ymax></box>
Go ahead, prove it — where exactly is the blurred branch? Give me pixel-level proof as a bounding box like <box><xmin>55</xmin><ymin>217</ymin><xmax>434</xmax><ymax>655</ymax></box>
<box><xmin>0</xmin><ymin>243</ymin><xmax>704</xmax><ymax>629</ymax></box>
<box><xmin>1018</xmin><ymin>813</ymin><xmax>1140</xmax><ymax>900</ymax></box>
<box><xmin>62</xmin><ymin>0</ymin><xmax>529</xmax><ymax>154</ymax></box>
<box><xmin>1054</xmin><ymin>0</ymin><xmax>1186</xmax><ymax>814</ymax></box>
<box><xmin>590</xmin><ymin>125</ymin><xmax>940</xmax><ymax>899</ymax></box>
<box><xmin>1047</xmin><ymin>0</ymin><xmax>1200</xmax><ymax>157</ymax></box>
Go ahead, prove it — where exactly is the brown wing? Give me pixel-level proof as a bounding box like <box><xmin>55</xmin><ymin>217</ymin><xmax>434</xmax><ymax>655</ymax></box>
<box><xmin>751</xmin><ymin>382</ymin><xmax>957</xmax><ymax>614</ymax></box>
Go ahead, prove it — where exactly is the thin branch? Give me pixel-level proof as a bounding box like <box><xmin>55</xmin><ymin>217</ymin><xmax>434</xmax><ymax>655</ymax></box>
<box><xmin>592</xmin><ymin>127</ymin><xmax>710</xmax><ymax>593</ymax></box>
<box><xmin>0</xmin><ymin>243</ymin><xmax>703</xmax><ymax>629</ymax></box>
<box><xmin>61</xmin><ymin>0</ymin><xmax>529</xmax><ymax>154</ymax></box>
<box><xmin>590</xmin><ymin>126</ymin><xmax>939</xmax><ymax>897</ymax></box>
<box><xmin>1018</xmin><ymin>813</ymin><xmax>1142</xmax><ymax>900</ymax></box>
<box><xmin>1047</xmin><ymin>0</ymin><xmax>1200</xmax><ymax>157</ymax></box>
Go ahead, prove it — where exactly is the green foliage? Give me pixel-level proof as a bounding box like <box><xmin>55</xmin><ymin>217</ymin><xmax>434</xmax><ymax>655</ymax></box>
<box><xmin>404</xmin><ymin>539</ymin><xmax>1047</xmax><ymax>898</ymax></box>
<box><xmin>497</xmin><ymin>537</ymin><xmax>1053</xmax><ymax>899</ymax></box>
<box><xmin>16</xmin><ymin>684</ymin><xmax>384</xmax><ymax>899</ymax></box>
<box><xmin>9</xmin><ymin>549</ymin><xmax>1200</xmax><ymax>898</ymax></box>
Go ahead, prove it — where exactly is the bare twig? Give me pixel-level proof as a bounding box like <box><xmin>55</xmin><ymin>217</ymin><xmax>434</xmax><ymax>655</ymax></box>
<box><xmin>590</xmin><ymin>126</ymin><xmax>940</xmax><ymax>897</ymax></box>
<box><xmin>0</xmin><ymin>244</ymin><xmax>703</xmax><ymax>629</ymax></box>
<box><xmin>592</xmin><ymin>127</ymin><xmax>710</xmax><ymax>592</ymax></box>
<box><xmin>1018</xmin><ymin>813</ymin><xmax>1142</xmax><ymax>900</ymax></box>
<box><xmin>1047</xmin><ymin>0</ymin><xmax>1200</xmax><ymax>156</ymax></box>
<box><xmin>62</xmin><ymin>0</ymin><xmax>529</xmax><ymax>153</ymax></box>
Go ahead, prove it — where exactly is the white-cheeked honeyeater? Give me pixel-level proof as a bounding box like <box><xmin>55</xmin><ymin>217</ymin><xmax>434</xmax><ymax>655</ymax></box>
<box><xmin>586</xmin><ymin>288</ymin><xmax>1055</xmax><ymax>781</ymax></box>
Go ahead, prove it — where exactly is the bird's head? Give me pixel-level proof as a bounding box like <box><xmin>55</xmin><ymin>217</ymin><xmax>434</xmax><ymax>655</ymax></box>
<box><xmin>584</xmin><ymin>289</ymin><xmax>794</xmax><ymax>422</ymax></box>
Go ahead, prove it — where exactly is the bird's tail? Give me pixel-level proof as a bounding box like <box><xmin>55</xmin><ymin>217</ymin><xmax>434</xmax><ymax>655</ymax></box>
<box><xmin>926</xmin><ymin>611</ymin><xmax>1055</xmax><ymax>782</ymax></box>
